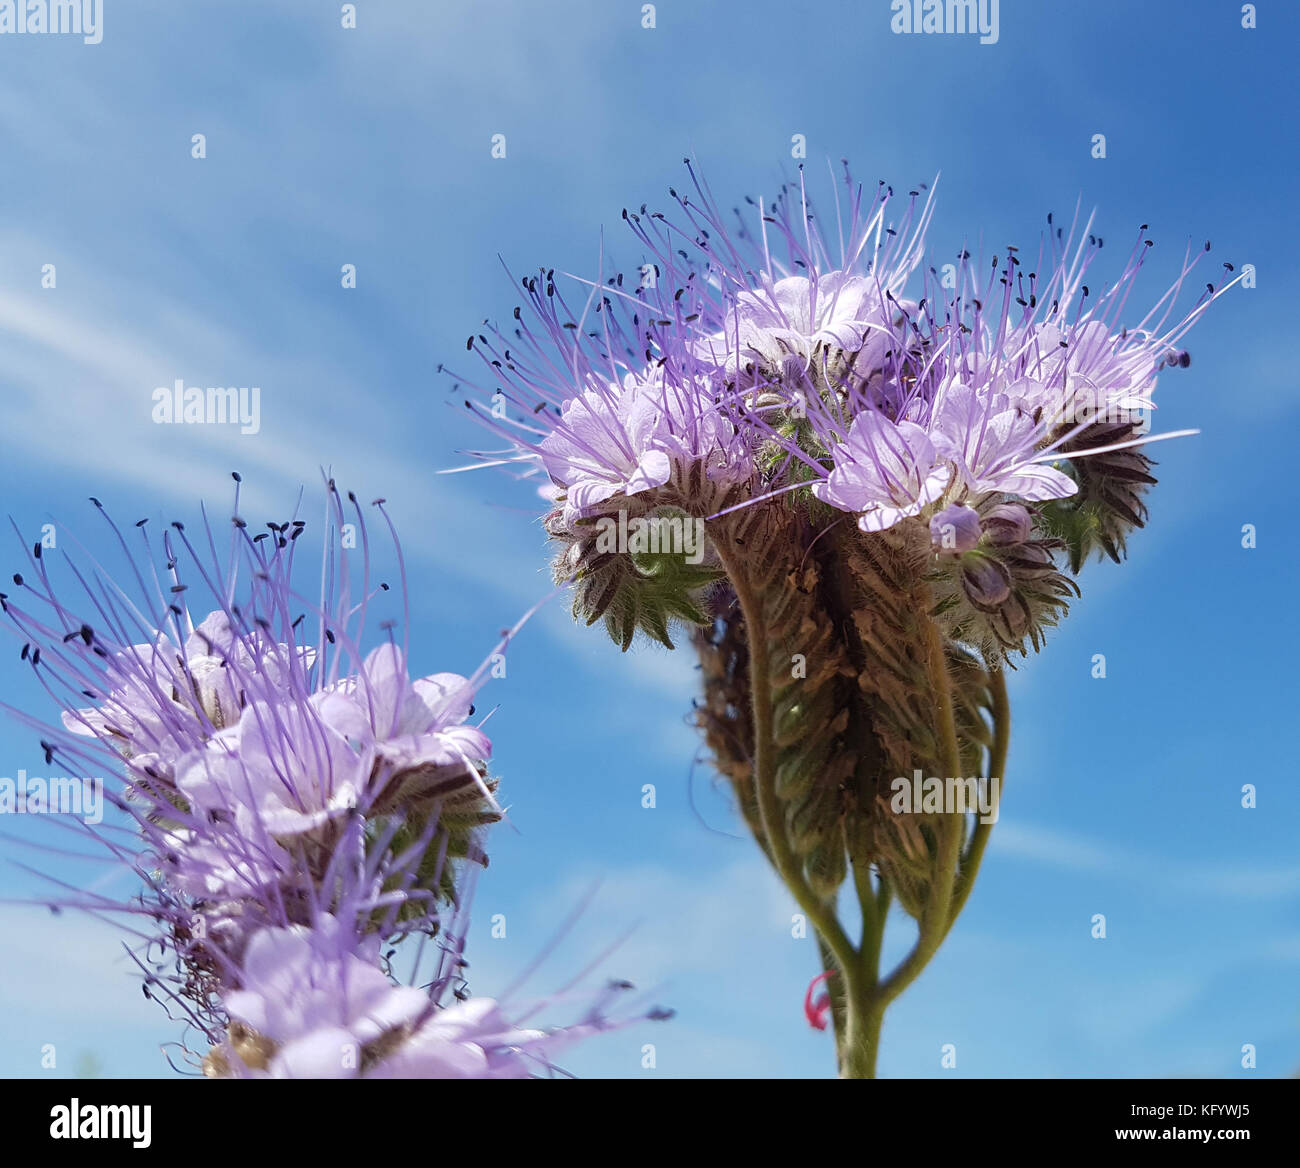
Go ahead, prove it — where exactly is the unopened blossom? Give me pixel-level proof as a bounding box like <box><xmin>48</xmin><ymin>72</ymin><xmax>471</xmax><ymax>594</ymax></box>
<box><xmin>960</xmin><ymin>554</ymin><xmax>1013</xmax><ymax>609</ymax></box>
<box><xmin>930</xmin><ymin>503</ymin><xmax>982</xmax><ymax>552</ymax></box>
<box><xmin>980</xmin><ymin>502</ymin><xmax>1034</xmax><ymax>546</ymax></box>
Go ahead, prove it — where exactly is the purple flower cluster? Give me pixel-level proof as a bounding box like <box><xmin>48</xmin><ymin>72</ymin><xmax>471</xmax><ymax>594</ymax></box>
<box><xmin>454</xmin><ymin>161</ymin><xmax>1236</xmax><ymax>654</ymax></box>
<box><xmin>2</xmin><ymin>478</ymin><xmax>645</xmax><ymax>1077</ymax></box>
<box><xmin>458</xmin><ymin>163</ymin><xmax>1233</xmax><ymax>531</ymax></box>
<box><xmin>207</xmin><ymin>915</ymin><xmax>607</xmax><ymax>1079</ymax></box>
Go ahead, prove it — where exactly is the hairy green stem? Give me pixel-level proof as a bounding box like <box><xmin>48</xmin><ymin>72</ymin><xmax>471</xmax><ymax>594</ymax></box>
<box><xmin>839</xmin><ymin>997</ymin><xmax>885</xmax><ymax>1079</ymax></box>
<box><xmin>711</xmin><ymin>538</ymin><xmax>1009</xmax><ymax>1078</ymax></box>
<box><xmin>815</xmin><ymin>933</ymin><xmax>849</xmax><ymax>1054</ymax></box>
<box><xmin>945</xmin><ymin>666</ymin><xmax>1008</xmax><ymax>937</ymax></box>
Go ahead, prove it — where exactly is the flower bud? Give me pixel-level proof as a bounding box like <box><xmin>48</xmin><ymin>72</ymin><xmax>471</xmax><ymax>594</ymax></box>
<box><xmin>930</xmin><ymin>503</ymin><xmax>982</xmax><ymax>553</ymax></box>
<box><xmin>1047</xmin><ymin>415</ymin><xmax>1156</xmax><ymax>571</ymax></box>
<box><xmin>980</xmin><ymin>502</ymin><xmax>1033</xmax><ymax>547</ymax></box>
<box><xmin>960</xmin><ymin>552</ymin><xmax>1013</xmax><ymax>609</ymax></box>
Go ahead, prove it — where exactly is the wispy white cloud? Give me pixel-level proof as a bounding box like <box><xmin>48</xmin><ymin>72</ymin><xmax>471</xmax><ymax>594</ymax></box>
<box><xmin>995</xmin><ymin>819</ymin><xmax>1300</xmax><ymax>901</ymax></box>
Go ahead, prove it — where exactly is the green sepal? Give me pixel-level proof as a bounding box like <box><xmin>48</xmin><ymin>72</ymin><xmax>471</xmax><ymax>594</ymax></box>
<box><xmin>568</xmin><ymin>509</ymin><xmax>724</xmax><ymax>651</ymax></box>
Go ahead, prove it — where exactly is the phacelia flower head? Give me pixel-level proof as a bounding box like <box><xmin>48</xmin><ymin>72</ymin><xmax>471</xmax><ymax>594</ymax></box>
<box><xmin>451</xmin><ymin>159</ymin><xmax>1236</xmax><ymax>664</ymax></box>
<box><xmin>4</xmin><ymin>477</ymin><xmax>668</xmax><ymax>1077</ymax></box>
<box><xmin>442</xmin><ymin>159</ymin><xmax>1239</xmax><ymax>1072</ymax></box>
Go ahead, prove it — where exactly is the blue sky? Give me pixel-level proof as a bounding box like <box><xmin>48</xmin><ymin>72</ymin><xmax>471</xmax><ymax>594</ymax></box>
<box><xmin>0</xmin><ymin>0</ymin><xmax>1296</xmax><ymax>1078</ymax></box>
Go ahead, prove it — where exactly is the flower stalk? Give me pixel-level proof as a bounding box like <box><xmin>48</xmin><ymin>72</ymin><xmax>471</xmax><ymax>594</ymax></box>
<box><xmin>455</xmin><ymin>159</ymin><xmax>1234</xmax><ymax>1077</ymax></box>
<box><xmin>710</xmin><ymin>516</ymin><xmax>1010</xmax><ymax>1076</ymax></box>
